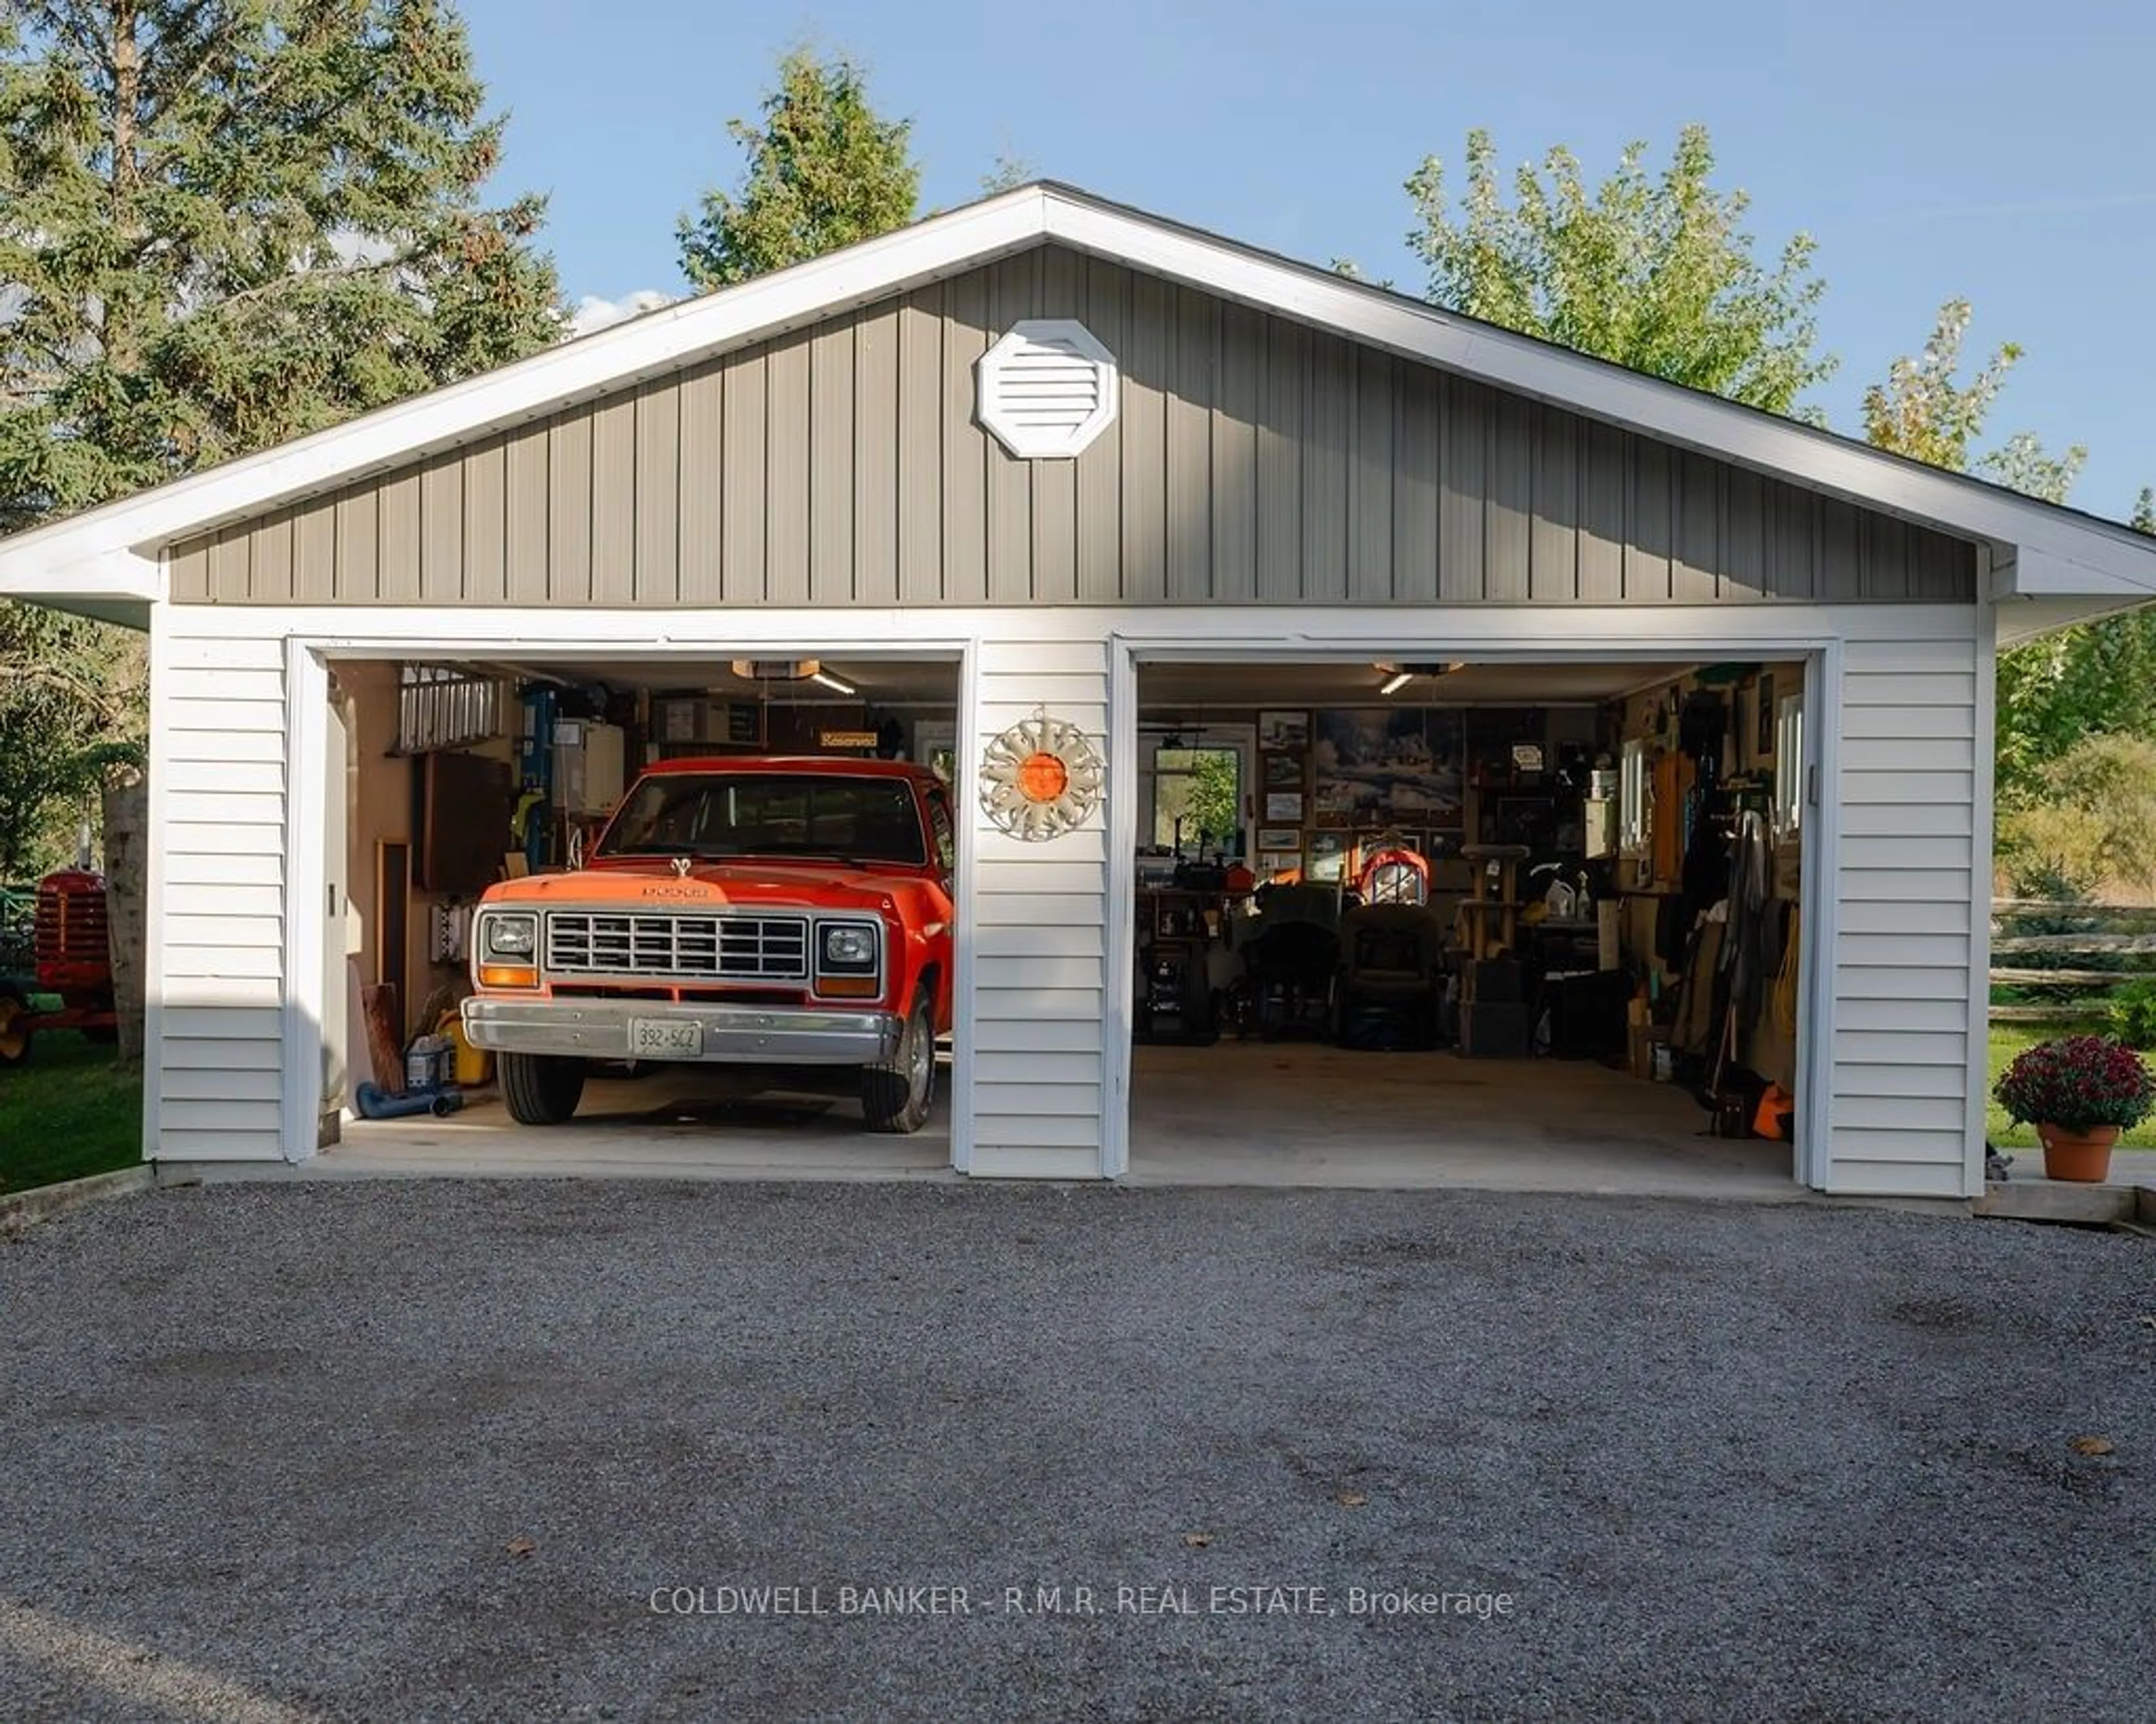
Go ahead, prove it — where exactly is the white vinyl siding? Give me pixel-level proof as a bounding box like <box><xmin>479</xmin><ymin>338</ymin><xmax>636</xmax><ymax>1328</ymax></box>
<box><xmin>1825</xmin><ymin>624</ymin><xmax>1984</xmax><ymax>1198</ymax></box>
<box><xmin>153</xmin><ymin>619</ymin><xmax>289</xmax><ymax>1161</ymax></box>
<box><xmin>965</xmin><ymin>634</ymin><xmax>1111</xmax><ymax>1178</ymax></box>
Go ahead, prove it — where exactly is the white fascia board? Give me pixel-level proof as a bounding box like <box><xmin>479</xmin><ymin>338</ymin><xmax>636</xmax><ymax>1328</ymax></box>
<box><xmin>0</xmin><ymin>548</ymin><xmax>162</xmax><ymax>613</ymax></box>
<box><xmin>14</xmin><ymin>176</ymin><xmax>2155</xmax><ymax>604</ymax></box>
<box><xmin>1040</xmin><ymin>196</ymin><xmax>2156</xmax><ymax>598</ymax></box>
<box><xmin>0</xmin><ymin>190</ymin><xmax>1054</xmax><ymax>592</ymax></box>
<box><xmin>1994</xmin><ymin>592</ymin><xmax>2150</xmax><ymax>646</ymax></box>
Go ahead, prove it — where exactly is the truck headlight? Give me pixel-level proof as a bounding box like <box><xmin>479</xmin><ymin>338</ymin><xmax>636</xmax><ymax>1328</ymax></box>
<box><xmin>483</xmin><ymin>913</ymin><xmax>537</xmax><ymax>958</ymax></box>
<box><xmin>820</xmin><ymin>922</ymin><xmax>878</xmax><ymax>971</ymax></box>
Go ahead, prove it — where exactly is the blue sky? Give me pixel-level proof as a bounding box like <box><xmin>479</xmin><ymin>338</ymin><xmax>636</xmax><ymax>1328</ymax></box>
<box><xmin>460</xmin><ymin>0</ymin><xmax>2155</xmax><ymax>519</ymax></box>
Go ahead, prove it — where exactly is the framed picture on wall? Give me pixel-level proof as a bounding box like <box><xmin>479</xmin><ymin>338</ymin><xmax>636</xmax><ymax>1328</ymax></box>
<box><xmin>1259</xmin><ymin>710</ymin><xmax>1310</xmax><ymax>751</ymax></box>
<box><xmin>1262</xmin><ymin>753</ymin><xmax>1305</xmax><ymax>789</ymax></box>
<box><xmin>1256</xmin><ymin>826</ymin><xmax>1301</xmax><ymax>850</ymax></box>
<box><xmin>1264</xmin><ymin>790</ymin><xmax>1304</xmax><ymax>822</ymax></box>
<box><xmin>1257</xmin><ymin>850</ymin><xmax>1302</xmax><ymax>877</ymax></box>
<box><xmin>1307</xmin><ymin>831</ymin><xmax>1349</xmax><ymax>882</ymax></box>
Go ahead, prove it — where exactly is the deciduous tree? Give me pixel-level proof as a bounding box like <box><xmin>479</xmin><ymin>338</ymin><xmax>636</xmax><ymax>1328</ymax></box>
<box><xmin>1406</xmin><ymin>125</ymin><xmax>1834</xmax><ymax>415</ymax></box>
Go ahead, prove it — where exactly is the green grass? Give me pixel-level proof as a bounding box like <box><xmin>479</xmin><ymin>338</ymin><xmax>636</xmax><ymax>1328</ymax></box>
<box><xmin>0</xmin><ymin>1031</ymin><xmax>144</xmax><ymax>1195</ymax></box>
<box><xmin>1986</xmin><ymin>1018</ymin><xmax>2156</xmax><ymax>1155</ymax></box>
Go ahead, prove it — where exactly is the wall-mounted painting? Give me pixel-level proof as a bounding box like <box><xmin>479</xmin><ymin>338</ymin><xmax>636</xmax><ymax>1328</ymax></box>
<box><xmin>1257</xmin><ymin>849</ymin><xmax>1303</xmax><ymax>878</ymax></box>
<box><xmin>1263</xmin><ymin>790</ymin><xmax>1305</xmax><ymax>823</ymax></box>
<box><xmin>1255</xmin><ymin>826</ymin><xmax>1301</xmax><ymax>850</ymax></box>
<box><xmin>1306</xmin><ymin>831</ymin><xmax>1349</xmax><ymax>883</ymax></box>
<box><xmin>1313</xmin><ymin>709</ymin><xmax>1465</xmax><ymax>833</ymax></box>
<box><xmin>1258</xmin><ymin>711</ymin><xmax>1310</xmax><ymax>751</ymax></box>
<box><xmin>1262</xmin><ymin>753</ymin><xmax>1305</xmax><ymax>789</ymax></box>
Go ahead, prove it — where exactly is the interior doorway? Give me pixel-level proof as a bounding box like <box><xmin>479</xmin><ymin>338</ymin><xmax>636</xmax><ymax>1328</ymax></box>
<box><xmin>1112</xmin><ymin>650</ymin><xmax>1822</xmax><ymax>1196</ymax></box>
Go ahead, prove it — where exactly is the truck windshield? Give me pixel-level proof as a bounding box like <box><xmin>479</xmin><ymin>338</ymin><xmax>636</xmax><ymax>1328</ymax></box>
<box><xmin>596</xmin><ymin>774</ymin><xmax>926</xmax><ymax>866</ymax></box>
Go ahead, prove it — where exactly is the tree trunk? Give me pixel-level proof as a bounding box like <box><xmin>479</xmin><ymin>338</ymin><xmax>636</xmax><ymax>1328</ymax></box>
<box><xmin>102</xmin><ymin>770</ymin><xmax>148</xmax><ymax>1067</ymax></box>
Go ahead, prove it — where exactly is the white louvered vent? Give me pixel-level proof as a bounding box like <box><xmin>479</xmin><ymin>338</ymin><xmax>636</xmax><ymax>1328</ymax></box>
<box><xmin>976</xmin><ymin>319</ymin><xmax>1120</xmax><ymax>459</ymax></box>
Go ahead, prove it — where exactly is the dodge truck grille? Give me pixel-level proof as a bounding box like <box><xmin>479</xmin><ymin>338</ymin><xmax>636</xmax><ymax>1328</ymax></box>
<box><xmin>544</xmin><ymin>912</ymin><xmax>810</xmax><ymax>982</ymax></box>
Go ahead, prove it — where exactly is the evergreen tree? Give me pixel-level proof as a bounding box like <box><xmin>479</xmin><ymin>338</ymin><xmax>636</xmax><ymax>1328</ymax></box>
<box><xmin>677</xmin><ymin>47</ymin><xmax>919</xmax><ymax>290</ymax></box>
<box><xmin>0</xmin><ymin>1</ymin><xmax>560</xmax><ymax>872</ymax></box>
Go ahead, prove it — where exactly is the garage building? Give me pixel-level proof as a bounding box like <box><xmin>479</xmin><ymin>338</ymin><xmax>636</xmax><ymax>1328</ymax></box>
<box><xmin>4</xmin><ymin>183</ymin><xmax>2152</xmax><ymax>1199</ymax></box>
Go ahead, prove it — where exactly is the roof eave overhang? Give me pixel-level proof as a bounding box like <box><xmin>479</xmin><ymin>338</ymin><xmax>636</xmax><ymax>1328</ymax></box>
<box><xmin>3</xmin><ymin>181</ymin><xmax>2155</xmax><ymax>609</ymax></box>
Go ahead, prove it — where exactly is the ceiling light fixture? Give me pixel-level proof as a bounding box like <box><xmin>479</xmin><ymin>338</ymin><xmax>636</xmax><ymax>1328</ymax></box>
<box><xmin>809</xmin><ymin>670</ymin><xmax>857</xmax><ymax>696</ymax></box>
<box><xmin>1378</xmin><ymin>670</ymin><xmax>1414</xmax><ymax>696</ymax></box>
<box><xmin>729</xmin><ymin>657</ymin><xmax>820</xmax><ymax>682</ymax></box>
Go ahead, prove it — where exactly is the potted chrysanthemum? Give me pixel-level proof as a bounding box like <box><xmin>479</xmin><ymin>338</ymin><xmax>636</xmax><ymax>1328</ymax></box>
<box><xmin>1993</xmin><ymin>1034</ymin><xmax>2156</xmax><ymax>1182</ymax></box>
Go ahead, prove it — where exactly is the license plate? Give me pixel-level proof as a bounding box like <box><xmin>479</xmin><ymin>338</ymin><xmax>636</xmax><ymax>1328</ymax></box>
<box><xmin>629</xmin><ymin>1018</ymin><xmax>704</xmax><ymax>1058</ymax></box>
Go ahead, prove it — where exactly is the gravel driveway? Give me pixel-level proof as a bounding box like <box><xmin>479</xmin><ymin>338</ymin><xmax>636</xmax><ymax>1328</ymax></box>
<box><xmin>3</xmin><ymin>1182</ymin><xmax>2150</xmax><ymax>1722</ymax></box>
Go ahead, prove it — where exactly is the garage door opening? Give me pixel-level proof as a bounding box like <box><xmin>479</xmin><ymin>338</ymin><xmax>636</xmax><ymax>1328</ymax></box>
<box><xmin>1122</xmin><ymin>655</ymin><xmax>1816</xmax><ymax>1196</ymax></box>
<box><xmin>317</xmin><ymin>649</ymin><xmax>965</xmax><ymax>1178</ymax></box>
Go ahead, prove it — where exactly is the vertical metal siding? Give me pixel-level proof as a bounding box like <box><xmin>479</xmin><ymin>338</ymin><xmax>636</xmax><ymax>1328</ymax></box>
<box><xmin>677</xmin><ymin>362</ymin><xmax>724</xmax><ymax>603</ymax></box>
<box><xmin>633</xmin><ymin>381</ymin><xmax>679</xmax><ymax>605</ymax></box>
<box><xmin>896</xmin><ymin>291</ymin><xmax>943</xmax><ymax>605</ymax></box>
<box><xmin>985</xmin><ymin>253</ymin><xmax>1038</xmax><ymax>606</ymax></box>
<box><xmin>170</xmin><ymin>245</ymin><xmax>1980</xmax><ymax>607</ymax></box>
<box><xmin>853</xmin><ymin>304</ymin><xmax>901</xmax><ymax>605</ymax></box>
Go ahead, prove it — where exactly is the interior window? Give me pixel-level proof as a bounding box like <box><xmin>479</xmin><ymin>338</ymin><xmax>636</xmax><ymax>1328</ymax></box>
<box><xmin>1619</xmin><ymin>738</ymin><xmax>1650</xmax><ymax>853</ymax></box>
<box><xmin>1774</xmin><ymin>693</ymin><xmax>1806</xmax><ymax>837</ymax></box>
<box><xmin>1150</xmin><ymin>745</ymin><xmax>1244</xmax><ymax>852</ymax></box>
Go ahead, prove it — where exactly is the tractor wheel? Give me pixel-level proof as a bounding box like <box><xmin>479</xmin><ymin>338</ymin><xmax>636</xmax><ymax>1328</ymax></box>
<box><xmin>0</xmin><ymin>982</ymin><xmax>33</xmax><ymax>1068</ymax></box>
<box><xmin>861</xmin><ymin>988</ymin><xmax>935</xmax><ymax>1134</ymax></box>
<box><xmin>499</xmin><ymin>1052</ymin><xmax>587</xmax><ymax>1126</ymax></box>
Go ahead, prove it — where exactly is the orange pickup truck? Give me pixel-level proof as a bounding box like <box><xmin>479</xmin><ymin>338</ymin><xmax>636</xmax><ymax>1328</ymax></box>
<box><xmin>461</xmin><ymin>757</ymin><xmax>957</xmax><ymax>1133</ymax></box>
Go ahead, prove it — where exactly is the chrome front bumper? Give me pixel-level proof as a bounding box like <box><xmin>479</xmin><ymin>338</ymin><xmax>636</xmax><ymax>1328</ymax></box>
<box><xmin>461</xmin><ymin>997</ymin><xmax>903</xmax><ymax>1064</ymax></box>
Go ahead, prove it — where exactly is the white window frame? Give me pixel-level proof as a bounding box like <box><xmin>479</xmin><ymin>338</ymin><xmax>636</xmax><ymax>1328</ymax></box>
<box><xmin>1138</xmin><ymin>724</ymin><xmax>1255</xmax><ymax>858</ymax></box>
<box><xmin>1619</xmin><ymin>737</ymin><xmax>1650</xmax><ymax>854</ymax></box>
<box><xmin>1774</xmin><ymin>693</ymin><xmax>1805</xmax><ymax>838</ymax></box>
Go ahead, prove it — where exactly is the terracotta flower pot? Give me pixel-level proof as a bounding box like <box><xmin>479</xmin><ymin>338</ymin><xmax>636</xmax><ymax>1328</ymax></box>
<box><xmin>2038</xmin><ymin>1123</ymin><xmax>2120</xmax><ymax>1183</ymax></box>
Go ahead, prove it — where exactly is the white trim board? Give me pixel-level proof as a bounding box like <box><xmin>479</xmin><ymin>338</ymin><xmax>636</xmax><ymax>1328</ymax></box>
<box><xmin>6</xmin><ymin>185</ymin><xmax>2156</xmax><ymax>603</ymax></box>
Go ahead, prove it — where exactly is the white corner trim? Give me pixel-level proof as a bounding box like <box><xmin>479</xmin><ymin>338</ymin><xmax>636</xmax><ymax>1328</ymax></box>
<box><xmin>1964</xmin><ymin>606</ymin><xmax>1999</xmax><ymax>1200</ymax></box>
<box><xmin>1798</xmin><ymin>643</ymin><xmax>1844</xmax><ymax>1192</ymax></box>
<box><xmin>950</xmin><ymin>641</ymin><xmax>982</xmax><ymax>1176</ymax></box>
<box><xmin>279</xmin><ymin>640</ymin><xmax>330</xmax><ymax>1163</ymax></box>
<box><xmin>1100</xmin><ymin>639</ymin><xmax>1140</xmax><ymax>1180</ymax></box>
<box><xmin>976</xmin><ymin>318</ymin><xmax>1120</xmax><ymax>459</ymax></box>
<box><xmin>139</xmin><ymin>593</ymin><xmax>172</xmax><ymax>1167</ymax></box>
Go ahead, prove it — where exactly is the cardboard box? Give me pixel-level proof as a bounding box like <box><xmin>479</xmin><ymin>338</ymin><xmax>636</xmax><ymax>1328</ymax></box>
<box><xmin>1628</xmin><ymin>1023</ymin><xmax>1671</xmax><ymax>1081</ymax></box>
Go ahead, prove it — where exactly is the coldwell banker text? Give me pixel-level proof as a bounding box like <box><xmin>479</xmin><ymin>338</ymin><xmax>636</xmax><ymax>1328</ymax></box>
<box><xmin>647</xmin><ymin>1584</ymin><xmax>1519</xmax><ymax>1621</ymax></box>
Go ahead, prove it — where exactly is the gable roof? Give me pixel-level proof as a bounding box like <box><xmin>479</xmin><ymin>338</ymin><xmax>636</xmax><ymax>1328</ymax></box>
<box><xmin>4</xmin><ymin>180</ymin><xmax>2153</xmax><ymax>616</ymax></box>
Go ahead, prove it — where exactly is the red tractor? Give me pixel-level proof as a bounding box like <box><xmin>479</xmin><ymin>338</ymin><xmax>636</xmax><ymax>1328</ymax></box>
<box><xmin>0</xmin><ymin>868</ymin><xmax>120</xmax><ymax>1067</ymax></box>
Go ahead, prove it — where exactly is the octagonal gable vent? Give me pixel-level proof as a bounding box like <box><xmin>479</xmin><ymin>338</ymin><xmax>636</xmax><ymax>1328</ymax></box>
<box><xmin>976</xmin><ymin>319</ymin><xmax>1119</xmax><ymax>459</ymax></box>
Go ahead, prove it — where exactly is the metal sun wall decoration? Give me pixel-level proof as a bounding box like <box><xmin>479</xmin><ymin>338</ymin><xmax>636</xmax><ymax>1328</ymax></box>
<box><xmin>979</xmin><ymin>711</ymin><xmax>1105</xmax><ymax>841</ymax></box>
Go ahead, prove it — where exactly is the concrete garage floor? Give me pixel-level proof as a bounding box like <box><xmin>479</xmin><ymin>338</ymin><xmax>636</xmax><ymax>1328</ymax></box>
<box><xmin>320</xmin><ymin>1061</ymin><xmax>954</xmax><ymax>1182</ymax></box>
<box><xmin>1130</xmin><ymin>1042</ymin><xmax>1797</xmax><ymax>1197</ymax></box>
<box><xmin>312</xmin><ymin>1045</ymin><xmax>1793</xmax><ymax>1199</ymax></box>
<box><xmin>3</xmin><ymin>1182</ymin><xmax>2149</xmax><ymax>1722</ymax></box>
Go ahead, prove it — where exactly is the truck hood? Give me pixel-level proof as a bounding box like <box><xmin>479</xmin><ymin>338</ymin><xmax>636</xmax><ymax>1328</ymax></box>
<box><xmin>483</xmin><ymin>858</ymin><xmax>916</xmax><ymax>913</ymax></box>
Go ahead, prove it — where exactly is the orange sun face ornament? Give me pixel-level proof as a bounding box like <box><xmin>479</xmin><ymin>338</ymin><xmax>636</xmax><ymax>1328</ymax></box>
<box><xmin>979</xmin><ymin>712</ymin><xmax>1104</xmax><ymax>841</ymax></box>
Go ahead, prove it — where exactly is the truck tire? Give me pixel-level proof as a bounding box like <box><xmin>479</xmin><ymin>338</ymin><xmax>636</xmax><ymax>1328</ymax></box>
<box><xmin>500</xmin><ymin>1051</ymin><xmax>586</xmax><ymax>1126</ymax></box>
<box><xmin>0</xmin><ymin>981</ymin><xmax>33</xmax><ymax>1068</ymax></box>
<box><xmin>861</xmin><ymin>988</ymin><xmax>935</xmax><ymax>1134</ymax></box>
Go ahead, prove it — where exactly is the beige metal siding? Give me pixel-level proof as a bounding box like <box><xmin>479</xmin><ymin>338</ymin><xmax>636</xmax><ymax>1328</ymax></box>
<box><xmin>171</xmin><ymin>247</ymin><xmax>1981</xmax><ymax>607</ymax></box>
